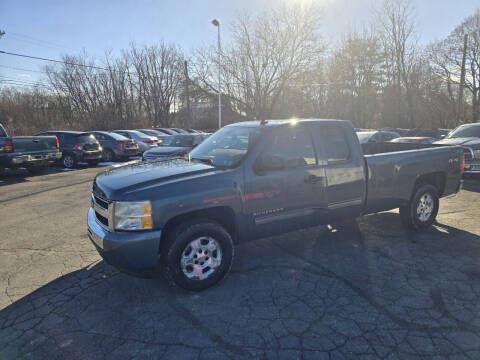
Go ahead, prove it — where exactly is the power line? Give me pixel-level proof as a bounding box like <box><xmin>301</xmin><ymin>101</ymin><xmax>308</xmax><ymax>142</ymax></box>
<box><xmin>0</xmin><ymin>79</ymin><xmax>52</xmax><ymax>88</ymax></box>
<box><xmin>0</xmin><ymin>64</ymin><xmax>47</xmax><ymax>74</ymax></box>
<box><xmin>7</xmin><ymin>32</ymin><xmax>78</xmax><ymax>51</ymax></box>
<box><xmin>0</xmin><ymin>50</ymin><xmax>116</xmax><ymax>72</ymax></box>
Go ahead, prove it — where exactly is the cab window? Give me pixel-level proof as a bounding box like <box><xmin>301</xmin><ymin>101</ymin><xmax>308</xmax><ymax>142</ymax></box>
<box><xmin>261</xmin><ymin>126</ymin><xmax>316</xmax><ymax>169</ymax></box>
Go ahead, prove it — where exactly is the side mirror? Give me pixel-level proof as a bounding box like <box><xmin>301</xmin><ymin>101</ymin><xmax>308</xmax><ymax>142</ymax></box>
<box><xmin>255</xmin><ymin>154</ymin><xmax>285</xmax><ymax>173</ymax></box>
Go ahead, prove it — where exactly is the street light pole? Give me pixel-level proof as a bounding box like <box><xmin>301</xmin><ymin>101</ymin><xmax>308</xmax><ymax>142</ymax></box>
<box><xmin>212</xmin><ymin>19</ymin><xmax>221</xmax><ymax>129</ymax></box>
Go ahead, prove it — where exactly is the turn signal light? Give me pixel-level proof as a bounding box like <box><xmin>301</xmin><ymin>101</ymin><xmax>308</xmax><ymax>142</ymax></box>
<box><xmin>461</xmin><ymin>153</ymin><xmax>465</xmax><ymax>174</ymax></box>
<box><xmin>4</xmin><ymin>138</ymin><xmax>13</xmax><ymax>152</ymax></box>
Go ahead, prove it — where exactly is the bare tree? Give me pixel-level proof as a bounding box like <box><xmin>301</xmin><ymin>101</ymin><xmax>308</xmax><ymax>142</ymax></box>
<box><xmin>129</xmin><ymin>43</ymin><xmax>184</xmax><ymax>127</ymax></box>
<box><xmin>375</xmin><ymin>0</ymin><xmax>419</xmax><ymax>127</ymax></box>
<box><xmin>192</xmin><ymin>2</ymin><xmax>323</xmax><ymax>120</ymax></box>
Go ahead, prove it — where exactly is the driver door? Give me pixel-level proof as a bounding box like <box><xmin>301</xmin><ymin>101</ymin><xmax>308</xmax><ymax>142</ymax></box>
<box><xmin>245</xmin><ymin>124</ymin><xmax>327</xmax><ymax>239</ymax></box>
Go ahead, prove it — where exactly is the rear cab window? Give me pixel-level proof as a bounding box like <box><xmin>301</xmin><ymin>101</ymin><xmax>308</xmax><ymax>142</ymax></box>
<box><xmin>313</xmin><ymin>124</ymin><xmax>351</xmax><ymax>164</ymax></box>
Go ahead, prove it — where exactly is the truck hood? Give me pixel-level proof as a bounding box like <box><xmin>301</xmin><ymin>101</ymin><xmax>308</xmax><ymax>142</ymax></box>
<box><xmin>434</xmin><ymin>137</ymin><xmax>480</xmax><ymax>148</ymax></box>
<box><xmin>94</xmin><ymin>158</ymin><xmax>217</xmax><ymax>200</ymax></box>
<box><xmin>145</xmin><ymin>146</ymin><xmax>190</xmax><ymax>155</ymax></box>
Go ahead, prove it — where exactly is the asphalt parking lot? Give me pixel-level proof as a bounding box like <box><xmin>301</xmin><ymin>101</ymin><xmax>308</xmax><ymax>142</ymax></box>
<box><xmin>1</xmin><ymin>167</ymin><xmax>480</xmax><ymax>359</ymax></box>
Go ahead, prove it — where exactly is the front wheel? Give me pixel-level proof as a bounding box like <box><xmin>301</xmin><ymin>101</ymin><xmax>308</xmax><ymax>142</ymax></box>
<box><xmin>162</xmin><ymin>221</ymin><xmax>234</xmax><ymax>291</ymax></box>
<box><xmin>399</xmin><ymin>184</ymin><xmax>439</xmax><ymax>230</ymax></box>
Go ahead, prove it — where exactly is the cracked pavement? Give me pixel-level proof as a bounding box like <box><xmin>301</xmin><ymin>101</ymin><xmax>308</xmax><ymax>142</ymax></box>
<box><xmin>1</xmin><ymin>168</ymin><xmax>480</xmax><ymax>359</ymax></box>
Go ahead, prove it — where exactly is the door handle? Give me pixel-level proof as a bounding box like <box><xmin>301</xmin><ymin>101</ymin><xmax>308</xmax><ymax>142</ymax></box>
<box><xmin>305</xmin><ymin>175</ymin><xmax>323</xmax><ymax>184</ymax></box>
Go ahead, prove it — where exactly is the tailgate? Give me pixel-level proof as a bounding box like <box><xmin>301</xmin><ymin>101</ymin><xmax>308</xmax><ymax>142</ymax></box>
<box><xmin>12</xmin><ymin>136</ymin><xmax>58</xmax><ymax>153</ymax></box>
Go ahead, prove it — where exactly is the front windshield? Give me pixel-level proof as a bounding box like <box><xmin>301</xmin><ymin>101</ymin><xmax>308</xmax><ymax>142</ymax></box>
<box><xmin>189</xmin><ymin>126</ymin><xmax>262</xmax><ymax>167</ymax></box>
<box><xmin>446</xmin><ymin>125</ymin><xmax>480</xmax><ymax>139</ymax></box>
<box><xmin>356</xmin><ymin>132</ymin><xmax>374</xmax><ymax>143</ymax></box>
<box><xmin>160</xmin><ymin>135</ymin><xmax>194</xmax><ymax>147</ymax></box>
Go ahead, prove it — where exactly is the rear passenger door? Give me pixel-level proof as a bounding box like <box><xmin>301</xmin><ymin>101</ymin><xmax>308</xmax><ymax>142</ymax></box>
<box><xmin>311</xmin><ymin>124</ymin><xmax>366</xmax><ymax>220</ymax></box>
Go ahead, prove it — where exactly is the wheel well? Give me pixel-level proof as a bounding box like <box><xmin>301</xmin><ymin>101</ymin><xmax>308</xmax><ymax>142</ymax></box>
<box><xmin>414</xmin><ymin>172</ymin><xmax>446</xmax><ymax>197</ymax></box>
<box><xmin>161</xmin><ymin>206</ymin><xmax>237</xmax><ymax>248</ymax></box>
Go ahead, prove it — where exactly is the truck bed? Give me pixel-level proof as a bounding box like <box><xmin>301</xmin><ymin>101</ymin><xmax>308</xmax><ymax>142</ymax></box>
<box><xmin>362</xmin><ymin>144</ymin><xmax>464</xmax><ymax>215</ymax></box>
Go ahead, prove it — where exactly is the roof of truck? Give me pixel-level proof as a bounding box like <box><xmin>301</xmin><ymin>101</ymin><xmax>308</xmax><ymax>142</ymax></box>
<box><xmin>228</xmin><ymin>119</ymin><xmax>351</xmax><ymax>128</ymax></box>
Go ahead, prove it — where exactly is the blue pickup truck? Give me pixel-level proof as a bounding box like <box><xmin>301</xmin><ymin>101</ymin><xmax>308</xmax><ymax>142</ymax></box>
<box><xmin>87</xmin><ymin>119</ymin><xmax>464</xmax><ymax>291</ymax></box>
<box><xmin>0</xmin><ymin>123</ymin><xmax>61</xmax><ymax>174</ymax></box>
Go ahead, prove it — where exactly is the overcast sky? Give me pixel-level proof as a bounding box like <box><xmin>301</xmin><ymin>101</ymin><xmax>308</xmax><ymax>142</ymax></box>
<box><xmin>1</xmin><ymin>0</ymin><xmax>479</xmax><ymax>84</ymax></box>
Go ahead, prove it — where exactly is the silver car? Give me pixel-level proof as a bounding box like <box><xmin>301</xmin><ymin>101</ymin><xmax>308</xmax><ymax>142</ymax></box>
<box><xmin>112</xmin><ymin>130</ymin><xmax>158</xmax><ymax>154</ymax></box>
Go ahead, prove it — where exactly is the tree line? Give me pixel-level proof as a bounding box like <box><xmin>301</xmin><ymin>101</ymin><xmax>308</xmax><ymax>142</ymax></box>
<box><xmin>0</xmin><ymin>0</ymin><xmax>479</xmax><ymax>136</ymax></box>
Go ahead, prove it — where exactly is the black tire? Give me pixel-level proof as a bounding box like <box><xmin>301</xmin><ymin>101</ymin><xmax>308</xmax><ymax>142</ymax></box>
<box><xmin>399</xmin><ymin>184</ymin><xmax>439</xmax><ymax>230</ymax></box>
<box><xmin>26</xmin><ymin>166</ymin><xmax>45</xmax><ymax>175</ymax></box>
<box><xmin>162</xmin><ymin>220</ymin><xmax>234</xmax><ymax>291</ymax></box>
<box><xmin>62</xmin><ymin>154</ymin><xmax>76</xmax><ymax>169</ymax></box>
<box><xmin>102</xmin><ymin>149</ymin><xmax>115</xmax><ymax>162</ymax></box>
<box><xmin>88</xmin><ymin>160</ymin><xmax>99</xmax><ymax>167</ymax></box>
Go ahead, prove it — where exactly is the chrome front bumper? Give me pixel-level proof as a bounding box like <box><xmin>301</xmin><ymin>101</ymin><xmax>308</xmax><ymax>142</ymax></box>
<box><xmin>87</xmin><ymin>207</ymin><xmax>162</xmax><ymax>276</ymax></box>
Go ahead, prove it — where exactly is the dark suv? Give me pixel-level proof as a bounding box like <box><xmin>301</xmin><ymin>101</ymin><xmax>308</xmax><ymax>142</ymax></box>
<box><xmin>92</xmin><ymin>131</ymin><xmax>139</xmax><ymax>162</ymax></box>
<box><xmin>36</xmin><ymin>131</ymin><xmax>102</xmax><ymax>168</ymax></box>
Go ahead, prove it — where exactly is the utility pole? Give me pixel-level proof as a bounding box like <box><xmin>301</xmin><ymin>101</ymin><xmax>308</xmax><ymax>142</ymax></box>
<box><xmin>212</xmin><ymin>19</ymin><xmax>222</xmax><ymax>129</ymax></box>
<box><xmin>457</xmin><ymin>34</ymin><xmax>468</xmax><ymax>124</ymax></box>
<box><xmin>184</xmin><ymin>60</ymin><xmax>191</xmax><ymax>127</ymax></box>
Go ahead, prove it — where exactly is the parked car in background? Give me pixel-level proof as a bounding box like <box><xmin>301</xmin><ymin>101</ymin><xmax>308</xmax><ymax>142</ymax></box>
<box><xmin>36</xmin><ymin>131</ymin><xmax>102</xmax><ymax>168</ymax></box>
<box><xmin>1</xmin><ymin>123</ymin><xmax>61</xmax><ymax>174</ymax></box>
<box><xmin>381</xmin><ymin>128</ymin><xmax>411</xmax><ymax>137</ymax></box>
<box><xmin>143</xmin><ymin>134</ymin><xmax>207</xmax><ymax>161</ymax></box>
<box><xmin>88</xmin><ymin>119</ymin><xmax>464</xmax><ymax>291</ymax></box>
<box><xmin>153</xmin><ymin>128</ymin><xmax>177</xmax><ymax>135</ymax></box>
<box><xmin>407</xmin><ymin>128</ymin><xmax>451</xmax><ymax>139</ymax></box>
<box><xmin>112</xmin><ymin>130</ymin><xmax>158</xmax><ymax>154</ymax></box>
<box><xmin>356</xmin><ymin>130</ymin><xmax>400</xmax><ymax>144</ymax></box>
<box><xmin>170</xmin><ymin>128</ymin><xmax>189</xmax><ymax>134</ymax></box>
<box><xmin>390</xmin><ymin>137</ymin><xmax>436</xmax><ymax>144</ymax></box>
<box><xmin>435</xmin><ymin>123</ymin><xmax>480</xmax><ymax>174</ymax></box>
<box><xmin>137</xmin><ymin>129</ymin><xmax>166</xmax><ymax>137</ymax></box>
<box><xmin>92</xmin><ymin>131</ymin><xmax>139</xmax><ymax>162</ymax></box>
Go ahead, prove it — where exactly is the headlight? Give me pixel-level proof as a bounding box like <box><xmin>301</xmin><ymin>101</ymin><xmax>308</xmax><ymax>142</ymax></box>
<box><xmin>114</xmin><ymin>201</ymin><xmax>152</xmax><ymax>231</ymax></box>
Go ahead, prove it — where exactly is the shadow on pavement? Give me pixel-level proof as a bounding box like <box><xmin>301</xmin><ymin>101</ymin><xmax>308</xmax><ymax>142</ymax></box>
<box><xmin>461</xmin><ymin>178</ymin><xmax>480</xmax><ymax>192</ymax></box>
<box><xmin>2</xmin><ymin>212</ymin><xmax>480</xmax><ymax>359</ymax></box>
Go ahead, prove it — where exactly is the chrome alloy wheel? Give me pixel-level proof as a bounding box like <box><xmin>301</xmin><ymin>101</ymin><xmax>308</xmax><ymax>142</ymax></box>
<box><xmin>417</xmin><ymin>193</ymin><xmax>434</xmax><ymax>222</ymax></box>
<box><xmin>180</xmin><ymin>237</ymin><xmax>222</xmax><ymax>280</ymax></box>
<box><xmin>63</xmin><ymin>155</ymin><xmax>74</xmax><ymax>168</ymax></box>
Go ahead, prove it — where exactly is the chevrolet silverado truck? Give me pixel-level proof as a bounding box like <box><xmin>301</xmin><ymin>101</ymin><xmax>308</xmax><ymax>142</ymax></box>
<box><xmin>0</xmin><ymin>123</ymin><xmax>61</xmax><ymax>174</ymax></box>
<box><xmin>87</xmin><ymin>119</ymin><xmax>464</xmax><ymax>291</ymax></box>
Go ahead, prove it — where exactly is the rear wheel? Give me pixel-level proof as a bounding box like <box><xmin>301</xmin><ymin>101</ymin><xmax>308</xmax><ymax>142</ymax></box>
<box><xmin>162</xmin><ymin>220</ymin><xmax>234</xmax><ymax>291</ymax></box>
<box><xmin>399</xmin><ymin>184</ymin><xmax>439</xmax><ymax>230</ymax></box>
<box><xmin>102</xmin><ymin>149</ymin><xmax>115</xmax><ymax>162</ymax></box>
<box><xmin>62</xmin><ymin>154</ymin><xmax>76</xmax><ymax>169</ymax></box>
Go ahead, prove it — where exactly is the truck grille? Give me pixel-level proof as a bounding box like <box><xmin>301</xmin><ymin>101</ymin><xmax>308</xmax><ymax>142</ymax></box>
<box><xmin>95</xmin><ymin>211</ymin><xmax>109</xmax><ymax>227</ymax></box>
<box><xmin>93</xmin><ymin>194</ymin><xmax>108</xmax><ymax>210</ymax></box>
<box><xmin>92</xmin><ymin>193</ymin><xmax>111</xmax><ymax>229</ymax></box>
